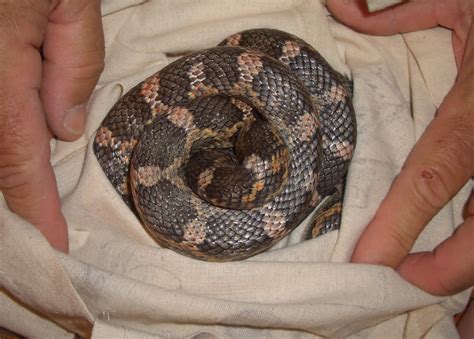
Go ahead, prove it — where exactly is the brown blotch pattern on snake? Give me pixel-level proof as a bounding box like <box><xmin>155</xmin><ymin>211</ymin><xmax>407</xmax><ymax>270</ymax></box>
<box><xmin>93</xmin><ymin>29</ymin><xmax>356</xmax><ymax>261</ymax></box>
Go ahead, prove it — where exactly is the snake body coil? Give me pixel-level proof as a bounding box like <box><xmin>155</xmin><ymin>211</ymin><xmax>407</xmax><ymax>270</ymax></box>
<box><xmin>94</xmin><ymin>29</ymin><xmax>356</xmax><ymax>261</ymax></box>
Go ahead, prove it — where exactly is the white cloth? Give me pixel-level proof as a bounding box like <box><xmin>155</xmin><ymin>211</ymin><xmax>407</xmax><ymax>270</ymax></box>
<box><xmin>0</xmin><ymin>0</ymin><xmax>471</xmax><ymax>337</ymax></box>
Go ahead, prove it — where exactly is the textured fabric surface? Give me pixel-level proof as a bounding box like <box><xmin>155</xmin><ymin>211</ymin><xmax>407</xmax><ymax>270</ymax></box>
<box><xmin>0</xmin><ymin>0</ymin><xmax>471</xmax><ymax>337</ymax></box>
<box><xmin>366</xmin><ymin>0</ymin><xmax>402</xmax><ymax>11</ymax></box>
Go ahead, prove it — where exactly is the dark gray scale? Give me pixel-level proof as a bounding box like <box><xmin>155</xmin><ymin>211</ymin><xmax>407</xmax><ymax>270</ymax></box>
<box><xmin>127</xmin><ymin>46</ymin><xmax>320</xmax><ymax>260</ymax></box>
<box><xmin>197</xmin><ymin>210</ymin><xmax>273</xmax><ymax>259</ymax></box>
<box><xmin>186</xmin><ymin>119</ymin><xmax>290</xmax><ymax>210</ymax></box>
<box><xmin>221</xmin><ymin>29</ymin><xmax>357</xmax><ymax>198</ymax></box>
<box><xmin>208</xmin><ymin>206</ymin><xmax>280</xmax><ymax>259</ymax></box>
<box><xmin>93</xmin><ymin>85</ymin><xmax>155</xmax><ymax>206</ymax></box>
<box><xmin>93</xmin><ymin>28</ymin><xmax>356</xmax><ymax>261</ymax></box>
<box><xmin>135</xmin><ymin>178</ymin><xmax>197</xmax><ymax>241</ymax></box>
<box><xmin>188</xmin><ymin>96</ymin><xmax>252</xmax><ymax>130</ymax></box>
<box><xmin>134</xmin><ymin>116</ymin><xmax>188</xmax><ymax>169</ymax></box>
<box><xmin>303</xmin><ymin>183</ymin><xmax>344</xmax><ymax>240</ymax></box>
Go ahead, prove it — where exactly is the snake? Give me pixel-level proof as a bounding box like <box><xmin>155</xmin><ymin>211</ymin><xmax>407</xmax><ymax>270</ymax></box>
<box><xmin>93</xmin><ymin>29</ymin><xmax>356</xmax><ymax>261</ymax></box>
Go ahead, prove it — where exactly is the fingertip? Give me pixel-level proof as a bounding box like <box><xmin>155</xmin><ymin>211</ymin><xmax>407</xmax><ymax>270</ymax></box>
<box><xmin>39</xmin><ymin>213</ymin><xmax>70</xmax><ymax>254</ymax></box>
<box><xmin>28</xmin><ymin>199</ymin><xmax>70</xmax><ymax>253</ymax></box>
<box><xmin>350</xmin><ymin>179</ymin><xmax>417</xmax><ymax>267</ymax></box>
<box><xmin>1</xmin><ymin>138</ymin><xmax>70</xmax><ymax>253</ymax></box>
<box><xmin>326</xmin><ymin>0</ymin><xmax>397</xmax><ymax>35</ymax></box>
<box><xmin>397</xmin><ymin>218</ymin><xmax>474</xmax><ymax>296</ymax></box>
<box><xmin>350</xmin><ymin>214</ymin><xmax>411</xmax><ymax>267</ymax></box>
<box><xmin>326</xmin><ymin>0</ymin><xmax>440</xmax><ymax>35</ymax></box>
<box><xmin>326</xmin><ymin>0</ymin><xmax>372</xmax><ymax>32</ymax></box>
<box><xmin>5</xmin><ymin>156</ymin><xmax>71</xmax><ymax>253</ymax></box>
<box><xmin>396</xmin><ymin>252</ymin><xmax>451</xmax><ymax>296</ymax></box>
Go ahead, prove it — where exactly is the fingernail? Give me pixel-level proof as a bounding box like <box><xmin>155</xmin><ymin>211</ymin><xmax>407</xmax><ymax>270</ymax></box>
<box><xmin>63</xmin><ymin>104</ymin><xmax>86</xmax><ymax>136</ymax></box>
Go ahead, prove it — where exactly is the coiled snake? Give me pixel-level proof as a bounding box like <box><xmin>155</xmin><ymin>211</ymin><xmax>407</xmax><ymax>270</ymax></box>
<box><xmin>94</xmin><ymin>29</ymin><xmax>356</xmax><ymax>261</ymax></box>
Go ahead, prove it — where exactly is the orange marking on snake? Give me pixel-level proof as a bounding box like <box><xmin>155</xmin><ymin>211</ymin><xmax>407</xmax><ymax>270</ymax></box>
<box><xmin>298</xmin><ymin>112</ymin><xmax>320</xmax><ymax>142</ymax></box>
<box><xmin>226</xmin><ymin>33</ymin><xmax>242</xmax><ymax>46</ymax></box>
<box><xmin>167</xmin><ymin>106</ymin><xmax>195</xmax><ymax>130</ymax></box>
<box><xmin>95</xmin><ymin>126</ymin><xmax>114</xmax><ymax>147</ymax></box>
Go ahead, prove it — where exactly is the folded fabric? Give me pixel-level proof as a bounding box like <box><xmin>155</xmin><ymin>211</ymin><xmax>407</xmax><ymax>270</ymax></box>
<box><xmin>0</xmin><ymin>0</ymin><xmax>471</xmax><ymax>337</ymax></box>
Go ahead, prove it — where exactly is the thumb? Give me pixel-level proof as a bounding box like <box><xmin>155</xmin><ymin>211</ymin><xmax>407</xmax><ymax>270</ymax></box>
<box><xmin>41</xmin><ymin>0</ymin><xmax>104</xmax><ymax>141</ymax></box>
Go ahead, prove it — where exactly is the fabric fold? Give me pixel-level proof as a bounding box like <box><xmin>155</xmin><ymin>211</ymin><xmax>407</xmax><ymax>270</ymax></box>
<box><xmin>0</xmin><ymin>0</ymin><xmax>471</xmax><ymax>337</ymax></box>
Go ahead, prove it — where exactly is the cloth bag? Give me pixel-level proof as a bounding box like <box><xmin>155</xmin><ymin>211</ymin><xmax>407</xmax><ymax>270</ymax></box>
<box><xmin>0</xmin><ymin>0</ymin><xmax>471</xmax><ymax>337</ymax></box>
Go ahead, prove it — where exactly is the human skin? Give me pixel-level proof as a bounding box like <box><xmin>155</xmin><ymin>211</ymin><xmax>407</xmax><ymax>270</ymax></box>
<box><xmin>326</xmin><ymin>0</ymin><xmax>473</xmax><ymax>335</ymax></box>
<box><xmin>0</xmin><ymin>0</ymin><xmax>471</xmax><ymax>323</ymax></box>
<box><xmin>0</xmin><ymin>0</ymin><xmax>104</xmax><ymax>253</ymax></box>
<box><xmin>327</xmin><ymin>0</ymin><xmax>474</xmax><ymax>297</ymax></box>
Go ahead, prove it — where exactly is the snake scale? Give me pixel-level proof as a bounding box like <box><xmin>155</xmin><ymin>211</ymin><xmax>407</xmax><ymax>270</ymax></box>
<box><xmin>93</xmin><ymin>29</ymin><xmax>356</xmax><ymax>261</ymax></box>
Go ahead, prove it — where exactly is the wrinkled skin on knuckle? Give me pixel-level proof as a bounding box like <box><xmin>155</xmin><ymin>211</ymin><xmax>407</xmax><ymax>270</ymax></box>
<box><xmin>0</xmin><ymin>88</ymin><xmax>34</xmax><ymax>152</ymax></box>
<box><xmin>0</xmin><ymin>1</ymin><xmax>49</xmax><ymax>47</ymax></box>
<box><xmin>0</xmin><ymin>146</ymin><xmax>38</xmax><ymax>193</ymax></box>
<box><xmin>0</xmin><ymin>87</ymin><xmax>50</xmax><ymax>193</ymax></box>
<box><xmin>0</xmin><ymin>137</ymin><xmax>49</xmax><ymax>194</ymax></box>
<box><xmin>0</xmin><ymin>96</ymin><xmax>35</xmax><ymax>191</ymax></box>
<box><xmin>0</xmin><ymin>82</ymin><xmax>46</xmax><ymax>192</ymax></box>
<box><xmin>386</xmin><ymin>218</ymin><xmax>416</xmax><ymax>255</ymax></box>
<box><xmin>0</xmin><ymin>162</ymin><xmax>33</xmax><ymax>194</ymax></box>
<box><xmin>43</xmin><ymin>0</ymin><xmax>105</xmax><ymax>81</ymax></box>
<box><xmin>411</xmin><ymin>108</ymin><xmax>474</xmax><ymax>215</ymax></box>
<box><xmin>0</xmin><ymin>11</ymin><xmax>21</xmax><ymax>43</ymax></box>
<box><xmin>414</xmin><ymin>105</ymin><xmax>474</xmax><ymax>211</ymax></box>
<box><xmin>48</xmin><ymin>0</ymin><xmax>89</xmax><ymax>23</ymax></box>
<box><xmin>435</xmin><ymin>104</ymin><xmax>474</xmax><ymax>175</ymax></box>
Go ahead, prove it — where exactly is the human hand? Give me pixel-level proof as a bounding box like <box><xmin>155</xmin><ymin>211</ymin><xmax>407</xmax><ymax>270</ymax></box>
<box><xmin>326</xmin><ymin>0</ymin><xmax>473</xmax><ymax>296</ymax></box>
<box><xmin>0</xmin><ymin>0</ymin><xmax>104</xmax><ymax>252</ymax></box>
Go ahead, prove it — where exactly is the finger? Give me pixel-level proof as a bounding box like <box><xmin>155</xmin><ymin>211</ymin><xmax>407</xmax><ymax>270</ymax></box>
<box><xmin>326</xmin><ymin>0</ymin><xmax>437</xmax><ymax>35</ymax></box>
<box><xmin>351</xmin><ymin>82</ymin><xmax>474</xmax><ymax>267</ymax></box>
<box><xmin>326</xmin><ymin>0</ymin><xmax>470</xmax><ymax>66</ymax></box>
<box><xmin>456</xmin><ymin>297</ymin><xmax>474</xmax><ymax>339</ymax></box>
<box><xmin>464</xmin><ymin>190</ymin><xmax>474</xmax><ymax>219</ymax></box>
<box><xmin>0</xmin><ymin>1</ymin><xmax>68</xmax><ymax>252</ymax></box>
<box><xmin>397</xmin><ymin>205</ymin><xmax>474</xmax><ymax>296</ymax></box>
<box><xmin>40</xmin><ymin>0</ymin><xmax>104</xmax><ymax>141</ymax></box>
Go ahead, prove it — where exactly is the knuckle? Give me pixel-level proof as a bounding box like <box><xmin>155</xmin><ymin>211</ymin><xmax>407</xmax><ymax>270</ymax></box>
<box><xmin>73</xmin><ymin>58</ymin><xmax>105</xmax><ymax>81</ymax></box>
<box><xmin>0</xmin><ymin>89</ymin><xmax>34</xmax><ymax>150</ymax></box>
<box><xmin>437</xmin><ymin>111</ymin><xmax>474</xmax><ymax>172</ymax></box>
<box><xmin>0</xmin><ymin>159</ymin><xmax>33</xmax><ymax>192</ymax></box>
<box><xmin>0</xmin><ymin>9</ymin><xmax>22</xmax><ymax>43</ymax></box>
<box><xmin>0</xmin><ymin>136</ymin><xmax>48</xmax><ymax>193</ymax></box>
<box><xmin>49</xmin><ymin>0</ymin><xmax>95</xmax><ymax>23</ymax></box>
<box><xmin>0</xmin><ymin>136</ymin><xmax>37</xmax><ymax>193</ymax></box>
<box><xmin>0</xmin><ymin>93</ymin><xmax>23</xmax><ymax>148</ymax></box>
<box><xmin>386</xmin><ymin>224</ymin><xmax>414</xmax><ymax>257</ymax></box>
<box><xmin>0</xmin><ymin>95</ymin><xmax>45</xmax><ymax>192</ymax></box>
<box><xmin>409</xmin><ymin>111</ymin><xmax>474</xmax><ymax>215</ymax></box>
<box><xmin>0</xmin><ymin>1</ymin><xmax>48</xmax><ymax>47</ymax></box>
